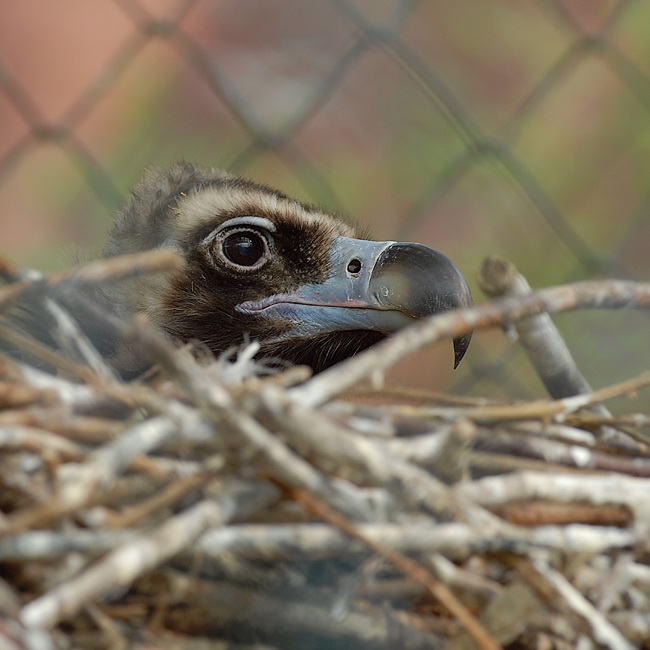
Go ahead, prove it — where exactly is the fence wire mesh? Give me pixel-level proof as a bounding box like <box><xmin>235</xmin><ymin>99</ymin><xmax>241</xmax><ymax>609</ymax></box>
<box><xmin>1</xmin><ymin>0</ymin><xmax>649</xmax><ymax>403</ymax></box>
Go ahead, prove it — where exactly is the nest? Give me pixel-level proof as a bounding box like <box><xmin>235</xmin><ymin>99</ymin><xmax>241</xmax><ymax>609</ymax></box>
<box><xmin>1</xmin><ymin>251</ymin><xmax>649</xmax><ymax>650</ymax></box>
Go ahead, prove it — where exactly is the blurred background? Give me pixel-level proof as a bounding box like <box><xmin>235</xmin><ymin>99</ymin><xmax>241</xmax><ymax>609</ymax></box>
<box><xmin>1</xmin><ymin>0</ymin><xmax>649</xmax><ymax>405</ymax></box>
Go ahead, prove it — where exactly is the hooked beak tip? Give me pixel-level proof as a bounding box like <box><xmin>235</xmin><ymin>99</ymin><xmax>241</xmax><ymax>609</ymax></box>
<box><xmin>370</xmin><ymin>242</ymin><xmax>474</xmax><ymax>369</ymax></box>
<box><xmin>453</xmin><ymin>334</ymin><xmax>472</xmax><ymax>369</ymax></box>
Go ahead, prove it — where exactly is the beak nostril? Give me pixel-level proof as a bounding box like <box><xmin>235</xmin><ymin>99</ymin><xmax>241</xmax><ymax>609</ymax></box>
<box><xmin>347</xmin><ymin>258</ymin><xmax>362</xmax><ymax>275</ymax></box>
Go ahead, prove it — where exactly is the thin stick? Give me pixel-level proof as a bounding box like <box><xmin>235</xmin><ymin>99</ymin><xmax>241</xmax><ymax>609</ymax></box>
<box><xmin>292</xmin><ymin>279</ymin><xmax>650</xmax><ymax>407</ymax></box>
<box><xmin>506</xmin><ymin>554</ymin><xmax>636</xmax><ymax>650</ymax></box>
<box><xmin>0</xmin><ymin>249</ymin><xmax>183</xmax><ymax>309</ymax></box>
<box><xmin>477</xmin><ymin>256</ymin><xmax>598</xmax><ymax>400</ymax></box>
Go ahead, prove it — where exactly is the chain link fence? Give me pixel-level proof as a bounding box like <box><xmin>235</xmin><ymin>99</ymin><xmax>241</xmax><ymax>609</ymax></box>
<box><xmin>1</xmin><ymin>0</ymin><xmax>649</xmax><ymax>403</ymax></box>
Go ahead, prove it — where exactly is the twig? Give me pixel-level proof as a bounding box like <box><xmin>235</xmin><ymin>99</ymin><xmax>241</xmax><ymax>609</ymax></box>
<box><xmin>108</xmin><ymin>471</ymin><xmax>215</xmax><ymax>529</ymax></box>
<box><xmin>292</xmin><ymin>279</ymin><xmax>650</xmax><ymax>407</ymax></box>
<box><xmin>0</xmin><ymin>250</ymin><xmax>183</xmax><ymax>309</ymax></box>
<box><xmin>466</xmin><ymin>427</ymin><xmax>650</xmax><ymax>477</ymax></box>
<box><xmin>41</xmin><ymin>296</ymin><xmax>118</xmax><ymax>381</ymax></box>
<box><xmin>0</xmin><ymin>426</ymin><xmax>84</xmax><ymax>462</ymax></box>
<box><xmin>424</xmin><ymin>370</ymin><xmax>650</xmax><ymax>424</ymax></box>
<box><xmin>477</xmin><ymin>256</ymin><xmax>599</xmax><ymax>401</ymax></box>
<box><xmin>0</xmin><ymin>380</ymin><xmax>55</xmax><ymax>409</ymax></box>
<box><xmin>4</xmin><ymin>520</ymin><xmax>633</xmax><ymax>563</ymax></box>
<box><xmin>506</xmin><ymin>554</ymin><xmax>636</xmax><ymax>650</ymax></box>
<box><xmin>0</xmin><ymin>356</ymin><xmax>123</xmax><ymax>413</ymax></box>
<box><xmin>456</xmin><ymin>470</ymin><xmax>650</xmax><ymax>524</ymax></box>
<box><xmin>0</xmin><ymin>325</ymin><xmax>97</xmax><ymax>383</ymax></box>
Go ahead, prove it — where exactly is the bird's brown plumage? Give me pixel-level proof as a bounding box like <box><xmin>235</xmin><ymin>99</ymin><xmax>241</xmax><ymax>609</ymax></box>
<box><xmin>3</xmin><ymin>162</ymin><xmax>472</xmax><ymax>377</ymax></box>
<box><xmin>102</xmin><ymin>162</ymin><xmax>379</xmax><ymax>372</ymax></box>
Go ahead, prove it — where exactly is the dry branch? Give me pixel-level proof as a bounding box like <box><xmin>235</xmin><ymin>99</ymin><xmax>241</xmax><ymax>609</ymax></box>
<box><xmin>477</xmin><ymin>256</ymin><xmax>598</xmax><ymax>401</ymax></box>
<box><xmin>292</xmin><ymin>278</ymin><xmax>650</xmax><ymax>407</ymax></box>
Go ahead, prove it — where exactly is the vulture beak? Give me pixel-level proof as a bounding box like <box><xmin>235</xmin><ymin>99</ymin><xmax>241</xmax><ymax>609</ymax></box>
<box><xmin>238</xmin><ymin>237</ymin><xmax>472</xmax><ymax>368</ymax></box>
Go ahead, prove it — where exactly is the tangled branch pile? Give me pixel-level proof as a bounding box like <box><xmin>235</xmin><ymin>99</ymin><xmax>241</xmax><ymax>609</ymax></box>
<box><xmin>1</xmin><ymin>251</ymin><xmax>649</xmax><ymax>650</ymax></box>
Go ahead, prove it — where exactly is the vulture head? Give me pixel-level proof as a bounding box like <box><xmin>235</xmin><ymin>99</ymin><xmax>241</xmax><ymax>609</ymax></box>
<box><xmin>102</xmin><ymin>162</ymin><xmax>472</xmax><ymax>375</ymax></box>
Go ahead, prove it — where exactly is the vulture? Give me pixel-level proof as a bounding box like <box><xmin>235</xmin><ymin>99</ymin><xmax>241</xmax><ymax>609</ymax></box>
<box><xmin>5</xmin><ymin>162</ymin><xmax>472</xmax><ymax>377</ymax></box>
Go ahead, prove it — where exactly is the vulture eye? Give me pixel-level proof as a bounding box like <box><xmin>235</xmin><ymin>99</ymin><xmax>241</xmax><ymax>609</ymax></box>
<box><xmin>219</xmin><ymin>229</ymin><xmax>270</xmax><ymax>270</ymax></box>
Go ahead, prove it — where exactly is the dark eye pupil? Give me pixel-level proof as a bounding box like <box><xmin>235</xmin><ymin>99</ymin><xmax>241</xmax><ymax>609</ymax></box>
<box><xmin>223</xmin><ymin>233</ymin><xmax>265</xmax><ymax>267</ymax></box>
